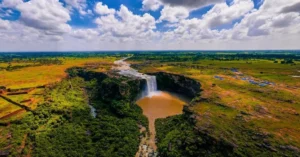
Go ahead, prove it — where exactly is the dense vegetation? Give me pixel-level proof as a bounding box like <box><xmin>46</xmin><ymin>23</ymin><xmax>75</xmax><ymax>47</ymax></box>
<box><xmin>0</xmin><ymin>69</ymin><xmax>147</xmax><ymax>157</ymax></box>
<box><xmin>156</xmin><ymin>115</ymin><xmax>235</xmax><ymax>157</ymax></box>
<box><xmin>156</xmin><ymin>112</ymin><xmax>300</xmax><ymax>157</ymax></box>
<box><xmin>129</xmin><ymin>51</ymin><xmax>300</xmax><ymax>62</ymax></box>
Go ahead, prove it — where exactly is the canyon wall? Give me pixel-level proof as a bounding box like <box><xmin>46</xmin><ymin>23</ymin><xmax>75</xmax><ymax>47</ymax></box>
<box><xmin>148</xmin><ymin>72</ymin><xmax>201</xmax><ymax>99</ymax></box>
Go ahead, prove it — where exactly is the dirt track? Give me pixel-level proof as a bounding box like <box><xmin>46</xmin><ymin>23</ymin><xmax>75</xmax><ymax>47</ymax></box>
<box><xmin>0</xmin><ymin>109</ymin><xmax>25</xmax><ymax>120</ymax></box>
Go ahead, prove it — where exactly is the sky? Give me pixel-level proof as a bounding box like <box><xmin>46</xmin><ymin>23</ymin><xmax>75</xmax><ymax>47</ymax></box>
<box><xmin>0</xmin><ymin>0</ymin><xmax>299</xmax><ymax>51</ymax></box>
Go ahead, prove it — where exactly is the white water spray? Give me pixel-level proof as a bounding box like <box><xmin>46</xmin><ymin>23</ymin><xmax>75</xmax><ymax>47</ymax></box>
<box><xmin>113</xmin><ymin>57</ymin><xmax>160</xmax><ymax>97</ymax></box>
<box><xmin>89</xmin><ymin>105</ymin><xmax>96</xmax><ymax>118</ymax></box>
<box><xmin>145</xmin><ymin>76</ymin><xmax>158</xmax><ymax>97</ymax></box>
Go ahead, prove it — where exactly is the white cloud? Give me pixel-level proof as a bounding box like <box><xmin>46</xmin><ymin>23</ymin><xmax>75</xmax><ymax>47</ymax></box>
<box><xmin>0</xmin><ymin>19</ymin><xmax>11</xmax><ymax>29</ymax></box>
<box><xmin>158</xmin><ymin>0</ymin><xmax>253</xmax><ymax>25</ymax></box>
<box><xmin>64</xmin><ymin>0</ymin><xmax>85</xmax><ymax>9</ymax></box>
<box><xmin>95</xmin><ymin>5</ymin><xmax>156</xmax><ymax>41</ymax></box>
<box><xmin>0</xmin><ymin>20</ymin><xmax>66</xmax><ymax>44</ymax></box>
<box><xmin>16</xmin><ymin>0</ymin><xmax>71</xmax><ymax>35</ymax></box>
<box><xmin>64</xmin><ymin>0</ymin><xmax>89</xmax><ymax>15</ymax></box>
<box><xmin>94</xmin><ymin>2</ymin><xmax>116</xmax><ymax>15</ymax></box>
<box><xmin>271</xmin><ymin>13</ymin><xmax>299</xmax><ymax>28</ymax></box>
<box><xmin>159</xmin><ymin>6</ymin><xmax>189</xmax><ymax>23</ymax></box>
<box><xmin>158</xmin><ymin>0</ymin><xmax>300</xmax><ymax>44</ymax></box>
<box><xmin>202</xmin><ymin>0</ymin><xmax>254</xmax><ymax>28</ymax></box>
<box><xmin>142</xmin><ymin>0</ymin><xmax>162</xmax><ymax>11</ymax></box>
<box><xmin>72</xmin><ymin>29</ymin><xmax>99</xmax><ymax>40</ymax></box>
<box><xmin>0</xmin><ymin>0</ymin><xmax>300</xmax><ymax>51</ymax></box>
<box><xmin>0</xmin><ymin>0</ymin><xmax>23</xmax><ymax>8</ymax></box>
<box><xmin>228</xmin><ymin>0</ymin><xmax>300</xmax><ymax>38</ymax></box>
<box><xmin>160</xmin><ymin>0</ymin><xmax>254</xmax><ymax>41</ymax></box>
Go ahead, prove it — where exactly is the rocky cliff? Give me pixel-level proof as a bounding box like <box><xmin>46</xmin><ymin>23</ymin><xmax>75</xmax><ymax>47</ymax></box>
<box><xmin>66</xmin><ymin>67</ymin><xmax>108</xmax><ymax>82</ymax></box>
<box><xmin>99</xmin><ymin>77</ymin><xmax>146</xmax><ymax>102</ymax></box>
<box><xmin>148</xmin><ymin>72</ymin><xmax>201</xmax><ymax>99</ymax></box>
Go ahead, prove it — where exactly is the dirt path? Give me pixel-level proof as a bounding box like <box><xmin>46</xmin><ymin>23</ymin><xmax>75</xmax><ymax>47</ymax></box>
<box><xmin>0</xmin><ymin>109</ymin><xmax>26</xmax><ymax>120</ymax></box>
<box><xmin>18</xmin><ymin>133</ymin><xmax>28</xmax><ymax>154</ymax></box>
<box><xmin>0</xmin><ymin>95</ymin><xmax>31</xmax><ymax>111</ymax></box>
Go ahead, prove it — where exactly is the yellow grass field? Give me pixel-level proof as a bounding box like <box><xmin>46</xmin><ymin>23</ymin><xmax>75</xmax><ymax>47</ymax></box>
<box><xmin>0</xmin><ymin>57</ymin><xmax>117</xmax><ymax>89</ymax></box>
<box><xmin>0</xmin><ymin>57</ymin><xmax>117</xmax><ymax>122</ymax></box>
<box><xmin>0</xmin><ymin>99</ymin><xmax>22</xmax><ymax>118</ymax></box>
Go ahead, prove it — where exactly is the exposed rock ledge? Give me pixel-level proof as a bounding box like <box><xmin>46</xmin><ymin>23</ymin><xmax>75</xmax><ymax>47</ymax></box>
<box><xmin>148</xmin><ymin>72</ymin><xmax>202</xmax><ymax>99</ymax></box>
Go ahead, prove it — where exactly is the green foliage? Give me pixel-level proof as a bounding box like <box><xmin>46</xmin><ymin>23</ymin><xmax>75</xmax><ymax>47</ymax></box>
<box><xmin>281</xmin><ymin>59</ymin><xmax>295</xmax><ymax>64</ymax></box>
<box><xmin>3</xmin><ymin>75</ymin><xmax>146</xmax><ymax>157</ymax></box>
<box><xmin>34</xmin><ymin>123</ymin><xmax>95</xmax><ymax>157</ymax></box>
<box><xmin>156</xmin><ymin>115</ymin><xmax>235</xmax><ymax>157</ymax></box>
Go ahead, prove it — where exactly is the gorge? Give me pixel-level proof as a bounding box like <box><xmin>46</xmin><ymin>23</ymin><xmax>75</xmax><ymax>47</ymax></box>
<box><xmin>113</xmin><ymin>58</ymin><xmax>193</xmax><ymax>155</ymax></box>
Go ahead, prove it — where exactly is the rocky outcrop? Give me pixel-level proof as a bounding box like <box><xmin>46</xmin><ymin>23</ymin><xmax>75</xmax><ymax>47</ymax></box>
<box><xmin>67</xmin><ymin>66</ymin><xmax>147</xmax><ymax>103</ymax></box>
<box><xmin>148</xmin><ymin>72</ymin><xmax>201</xmax><ymax>99</ymax></box>
<box><xmin>66</xmin><ymin>67</ymin><xmax>108</xmax><ymax>82</ymax></box>
<box><xmin>99</xmin><ymin>77</ymin><xmax>146</xmax><ymax>102</ymax></box>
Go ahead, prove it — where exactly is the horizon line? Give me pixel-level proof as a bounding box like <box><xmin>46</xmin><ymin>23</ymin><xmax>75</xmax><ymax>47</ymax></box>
<box><xmin>1</xmin><ymin>49</ymin><xmax>300</xmax><ymax>53</ymax></box>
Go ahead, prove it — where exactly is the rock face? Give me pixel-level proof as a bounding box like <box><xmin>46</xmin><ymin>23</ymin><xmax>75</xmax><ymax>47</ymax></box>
<box><xmin>66</xmin><ymin>67</ymin><xmax>147</xmax><ymax>102</ymax></box>
<box><xmin>148</xmin><ymin>72</ymin><xmax>201</xmax><ymax>99</ymax></box>
<box><xmin>66</xmin><ymin>67</ymin><xmax>108</xmax><ymax>82</ymax></box>
<box><xmin>99</xmin><ymin>77</ymin><xmax>146</xmax><ymax>102</ymax></box>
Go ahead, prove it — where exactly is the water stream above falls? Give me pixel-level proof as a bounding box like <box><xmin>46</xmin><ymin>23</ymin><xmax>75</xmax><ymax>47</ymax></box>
<box><xmin>114</xmin><ymin>58</ymin><xmax>189</xmax><ymax>154</ymax></box>
<box><xmin>113</xmin><ymin>57</ymin><xmax>159</xmax><ymax>97</ymax></box>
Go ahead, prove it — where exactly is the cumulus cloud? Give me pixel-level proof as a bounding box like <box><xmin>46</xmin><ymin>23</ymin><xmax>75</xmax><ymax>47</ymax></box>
<box><xmin>281</xmin><ymin>2</ymin><xmax>300</xmax><ymax>13</ymax></box>
<box><xmin>1</xmin><ymin>0</ymin><xmax>300</xmax><ymax>51</ymax></box>
<box><xmin>159</xmin><ymin>0</ymin><xmax>223</xmax><ymax>9</ymax></box>
<box><xmin>158</xmin><ymin>0</ymin><xmax>300</xmax><ymax>43</ymax></box>
<box><xmin>16</xmin><ymin>0</ymin><xmax>71</xmax><ymax>35</ymax></box>
<box><xmin>159</xmin><ymin>6</ymin><xmax>189</xmax><ymax>23</ymax></box>
<box><xmin>95</xmin><ymin>5</ymin><xmax>156</xmax><ymax>40</ymax></box>
<box><xmin>94</xmin><ymin>2</ymin><xmax>116</xmax><ymax>15</ymax></box>
<box><xmin>142</xmin><ymin>0</ymin><xmax>162</xmax><ymax>11</ymax></box>
<box><xmin>203</xmin><ymin>0</ymin><xmax>254</xmax><ymax>28</ymax></box>
<box><xmin>0</xmin><ymin>20</ymin><xmax>67</xmax><ymax>44</ymax></box>
<box><xmin>0</xmin><ymin>0</ymin><xmax>23</xmax><ymax>8</ymax></box>
<box><xmin>272</xmin><ymin>13</ymin><xmax>299</xmax><ymax>28</ymax></box>
<box><xmin>247</xmin><ymin>25</ymin><xmax>270</xmax><ymax>37</ymax></box>
<box><xmin>159</xmin><ymin>0</ymin><xmax>254</xmax><ymax>41</ymax></box>
<box><xmin>0</xmin><ymin>19</ymin><xmax>11</xmax><ymax>29</ymax></box>
<box><xmin>72</xmin><ymin>29</ymin><xmax>99</xmax><ymax>40</ymax></box>
<box><xmin>64</xmin><ymin>0</ymin><xmax>90</xmax><ymax>15</ymax></box>
<box><xmin>64</xmin><ymin>0</ymin><xmax>85</xmax><ymax>9</ymax></box>
<box><xmin>233</xmin><ymin>0</ymin><xmax>300</xmax><ymax>38</ymax></box>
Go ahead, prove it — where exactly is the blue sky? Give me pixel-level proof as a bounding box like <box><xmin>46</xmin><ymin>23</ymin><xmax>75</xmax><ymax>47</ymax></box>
<box><xmin>0</xmin><ymin>0</ymin><xmax>299</xmax><ymax>51</ymax></box>
<box><xmin>62</xmin><ymin>0</ymin><xmax>258</xmax><ymax>30</ymax></box>
<box><xmin>63</xmin><ymin>0</ymin><xmax>264</xmax><ymax>30</ymax></box>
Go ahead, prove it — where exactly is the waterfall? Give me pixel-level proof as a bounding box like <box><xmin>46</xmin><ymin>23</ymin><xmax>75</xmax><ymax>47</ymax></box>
<box><xmin>146</xmin><ymin>76</ymin><xmax>158</xmax><ymax>96</ymax></box>
<box><xmin>89</xmin><ymin>105</ymin><xmax>96</xmax><ymax>118</ymax></box>
<box><xmin>113</xmin><ymin>57</ymin><xmax>160</xmax><ymax>97</ymax></box>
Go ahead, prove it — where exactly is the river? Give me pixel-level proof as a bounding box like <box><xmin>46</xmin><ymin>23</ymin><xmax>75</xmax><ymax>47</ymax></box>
<box><xmin>114</xmin><ymin>58</ymin><xmax>188</xmax><ymax>155</ymax></box>
<box><xmin>136</xmin><ymin>91</ymin><xmax>187</xmax><ymax>151</ymax></box>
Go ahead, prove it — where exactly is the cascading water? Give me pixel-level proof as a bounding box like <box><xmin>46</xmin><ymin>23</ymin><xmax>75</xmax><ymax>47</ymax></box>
<box><xmin>145</xmin><ymin>76</ymin><xmax>158</xmax><ymax>96</ymax></box>
<box><xmin>89</xmin><ymin>105</ymin><xmax>96</xmax><ymax>118</ymax></box>
<box><xmin>113</xmin><ymin>57</ymin><xmax>160</xmax><ymax>97</ymax></box>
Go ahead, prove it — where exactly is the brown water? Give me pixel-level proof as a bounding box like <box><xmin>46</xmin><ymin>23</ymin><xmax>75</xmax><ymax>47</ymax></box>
<box><xmin>136</xmin><ymin>91</ymin><xmax>187</xmax><ymax>151</ymax></box>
